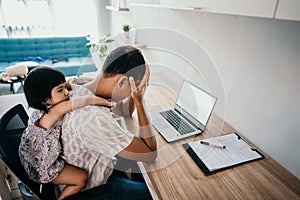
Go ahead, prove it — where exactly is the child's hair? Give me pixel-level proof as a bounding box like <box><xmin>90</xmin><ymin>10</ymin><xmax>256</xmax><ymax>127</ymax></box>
<box><xmin>102</xmin><ymin>45</ymin><xmax>146</xmax><ymax>82</ymax></box>
<box><xmin>24</xmin><ymin>66</ymin><xmax>66</xmax><ymax>113</ymax></box>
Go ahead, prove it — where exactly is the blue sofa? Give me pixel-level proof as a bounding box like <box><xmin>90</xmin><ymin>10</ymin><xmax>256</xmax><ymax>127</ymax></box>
<box><xmin>0</xmin><ymin>36</ymin><xmax>97</xmax><ymax>76</ymax></box>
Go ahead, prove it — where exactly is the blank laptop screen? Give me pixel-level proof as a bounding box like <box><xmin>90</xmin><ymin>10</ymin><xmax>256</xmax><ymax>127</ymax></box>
<box><xmin>176</xmin><ymin>81</ymin><xmax>217</xmax><ymax>126</ymax></box>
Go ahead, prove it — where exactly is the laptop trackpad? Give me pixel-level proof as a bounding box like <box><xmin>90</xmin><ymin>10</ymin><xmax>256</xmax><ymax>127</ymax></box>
<box><xmin>152</xmin><ymin>119</ymin><xmax>176</xmax><ymax>140</ymax></box>
<box><xmin>152</xmin><ymin>119</ymin><xmax>168</xmax><ymax>130</ymax></box>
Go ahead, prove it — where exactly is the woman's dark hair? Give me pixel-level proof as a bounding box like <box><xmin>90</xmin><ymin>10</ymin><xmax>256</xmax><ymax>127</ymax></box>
<box><xmin>24</xmin><ymin>66</ymin><xmax>66</xmax><ymax>113</ymax></box>
<box><xmin>102</xmin><ymin>45</ymin><xmax>145</xmax><ymax>81</ymax></box>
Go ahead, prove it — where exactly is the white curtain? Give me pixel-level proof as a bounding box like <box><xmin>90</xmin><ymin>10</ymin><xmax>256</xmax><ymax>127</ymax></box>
<box><xmin>0</xmin><ymin>0</ymin><xmax>98</xmax><ymax>37</ymax></box>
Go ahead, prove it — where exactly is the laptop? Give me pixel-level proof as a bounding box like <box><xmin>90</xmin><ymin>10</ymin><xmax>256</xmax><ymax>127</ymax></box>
<box><xmin>149</xmin><ymin>80</ymin><xmax>217</xmax><ymax>142</ymax></box>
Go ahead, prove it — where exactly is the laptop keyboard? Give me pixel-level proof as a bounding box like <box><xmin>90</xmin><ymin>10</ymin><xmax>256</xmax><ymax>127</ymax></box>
<box><xmin>160</xmin><ymin>110</ymin><xmax>196</xmax><ymax>135</ymax></box>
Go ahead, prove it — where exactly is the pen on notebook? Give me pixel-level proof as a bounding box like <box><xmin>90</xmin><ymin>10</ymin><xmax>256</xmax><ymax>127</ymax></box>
<box><xmin>200</xmin><ymin>141</ymin><xmax>226</xmax><ymax>149</ymax></box>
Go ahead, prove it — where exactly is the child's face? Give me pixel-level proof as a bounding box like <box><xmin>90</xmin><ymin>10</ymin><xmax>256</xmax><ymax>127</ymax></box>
<box><xmin>45</xmin><ymin>83</ymin><xmax>69</xmax><ymax>106</ymax></box>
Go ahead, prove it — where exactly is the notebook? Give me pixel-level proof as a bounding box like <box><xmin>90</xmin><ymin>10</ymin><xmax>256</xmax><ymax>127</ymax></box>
<box><xmin>182</xmin><ymin>132</ymin><xmax>264</xmax><ymax>175</ymax></box>
<box><xmin>149</xmin><ymin>80</ymin><xmax>217</xmax><ymax>142</ymax></box>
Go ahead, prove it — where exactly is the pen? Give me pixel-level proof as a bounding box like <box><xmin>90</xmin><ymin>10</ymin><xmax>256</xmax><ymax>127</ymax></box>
<box><xmin>200</xmin><ymin>141</ymin><xmax>226</xmax><ymax>149</ymax></box>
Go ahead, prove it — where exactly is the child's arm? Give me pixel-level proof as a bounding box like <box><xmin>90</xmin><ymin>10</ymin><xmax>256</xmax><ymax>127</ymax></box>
<box><xmin>36</xmin><ymin>96</ymin><xmax>112</xmax><ymax>130</ymax></box>
<box><xmin>111</xmin><ymin>97</ymin><xmax>135</xmax><ymax>117</ymax></box>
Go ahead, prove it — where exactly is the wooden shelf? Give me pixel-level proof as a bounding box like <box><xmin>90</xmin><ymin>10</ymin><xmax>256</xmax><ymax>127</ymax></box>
<box><xmin>130</xmin><ymin>3</ymin><xmax>202</xmax><ymax>11</ymax></box>
<box><xmin>106</xmin><ymin>6</ymin><xmax>129</xmax><ymax>12</ymax></box>
<box><xmin>130</xmin><ymin>2</ymin><xmax>282</xmax><ymax>20</ymax></box>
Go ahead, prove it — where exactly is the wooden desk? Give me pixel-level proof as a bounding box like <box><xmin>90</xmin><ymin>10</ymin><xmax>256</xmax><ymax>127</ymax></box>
<box><xmin>1</xmin><ymin>91</ymin><xmax>300</xmax><ymax>200</ymax></box>
<box><xmin>127</xmin><ymin>85</ymin><xmax>300</xmax><ymax>200</ymax></box>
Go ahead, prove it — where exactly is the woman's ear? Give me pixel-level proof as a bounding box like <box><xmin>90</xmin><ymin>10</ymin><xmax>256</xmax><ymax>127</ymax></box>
<box><xmin>118</xmin><ymin>76</ymin><xmax>128</xmax><ymax>88</ymax></box>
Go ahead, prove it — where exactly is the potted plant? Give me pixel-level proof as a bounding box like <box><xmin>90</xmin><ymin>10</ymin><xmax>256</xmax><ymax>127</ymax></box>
<box><xmin>122</xmin><ymin>24</ymin><xmax>131</xmax><ymax>40</ymax></box>
<box><xmin>122</xmin><ymin>24</ymin><xmax>131</xmax><ymax>32</ymax></box>
<box><xmin>86</xmin><ymin>34</ymin><xmax>114</xmax><ymax>57</ymax></box>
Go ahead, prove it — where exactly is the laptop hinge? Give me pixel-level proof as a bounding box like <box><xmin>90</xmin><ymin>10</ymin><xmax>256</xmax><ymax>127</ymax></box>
<box><xmin>174</xmin><ymin>105</ymin><xmax>203</xmax><ymax>130</ymax></box>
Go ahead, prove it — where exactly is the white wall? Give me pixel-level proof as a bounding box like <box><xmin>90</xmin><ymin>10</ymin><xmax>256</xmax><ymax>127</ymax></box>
<box><xmin>108</xmin><ymin>5</ymin><xmax>300</xmax><ymax>179</ymax></box>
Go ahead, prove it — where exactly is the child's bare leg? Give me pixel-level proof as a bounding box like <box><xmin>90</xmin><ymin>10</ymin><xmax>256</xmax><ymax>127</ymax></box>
<box><xmin>52</xmin><ymin>164</ymin><xmax>87</xmax><ymax>200</ymax></box>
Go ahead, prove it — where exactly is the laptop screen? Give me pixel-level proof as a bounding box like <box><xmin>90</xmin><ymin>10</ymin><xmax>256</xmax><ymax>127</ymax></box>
<box><xmin>176</xmin><ymin>81</ymin><xmax>217</xmax><ymax>128</ymax></box>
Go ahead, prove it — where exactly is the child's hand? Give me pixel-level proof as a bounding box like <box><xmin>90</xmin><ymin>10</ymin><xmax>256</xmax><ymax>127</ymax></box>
<box><xmin>94</xmin><ymin>96</ymin><xmax>115</xmax><ymax>108</ymax></box>
<box><xmin>65</xmin><ymin>79</ymin><xmax>72</xmax><ymax>90</ymax></box>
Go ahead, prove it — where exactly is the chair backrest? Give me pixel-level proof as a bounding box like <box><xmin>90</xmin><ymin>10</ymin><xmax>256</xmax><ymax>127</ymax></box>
<box><xmin>0</xmin><ymin>104</ymin><xmax>57</xmax><ymax>200</ymax></box>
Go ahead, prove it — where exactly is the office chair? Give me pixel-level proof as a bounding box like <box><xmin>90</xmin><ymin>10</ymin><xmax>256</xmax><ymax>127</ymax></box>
<box><xmin>0</xmin><ymin>104</ymin><xmax>58</xmax><ymax>199</ymax></box>
<box><xmin>0</xmin><ymin>104</ymin><xmax>110</xmax><ymax>200</ymax></box>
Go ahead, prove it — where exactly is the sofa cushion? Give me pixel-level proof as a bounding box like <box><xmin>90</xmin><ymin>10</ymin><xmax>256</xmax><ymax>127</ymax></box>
<box><xmin>6</xmin><ymin>65</ymin><xmax>28</xmax><ymax>77</ymax></box>
<box><xmin>0</xmin><ymin>36</ymin><xmax>97</xmax><ymax>76</ymax></box>
<box><xmin>39</xmin><ymin>57</ymin><xmax>95</xmax><ymax>77</ymax></box>
<box><xmin>0</xmin><ymin>37</ymin><xmax>90</xmax><ymax>61</ymax></box>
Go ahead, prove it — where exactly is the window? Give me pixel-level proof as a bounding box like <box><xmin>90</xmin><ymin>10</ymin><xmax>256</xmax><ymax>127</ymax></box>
<box><xmin>0</xmin><ymin>0</ymin><xmax>98</xmax><ymax>38</ymax></box>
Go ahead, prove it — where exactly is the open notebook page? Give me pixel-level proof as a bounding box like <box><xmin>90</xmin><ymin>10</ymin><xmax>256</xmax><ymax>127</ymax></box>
<box><xmin>188</xmin><ymin>133</ymin><xmax>263</xmax><ymax>171</ymax></box>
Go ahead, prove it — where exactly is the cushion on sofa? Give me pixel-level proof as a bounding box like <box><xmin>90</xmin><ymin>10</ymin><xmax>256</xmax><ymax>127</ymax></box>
<box><xmin>0</xmin><ymin>36</ymin><xmax>97</xmax><ymax>76</ymax></box>
<box><xmin>6</xmin><ymin>65</ymin><xmax>28</xmax><ymax>77</ymax></box>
